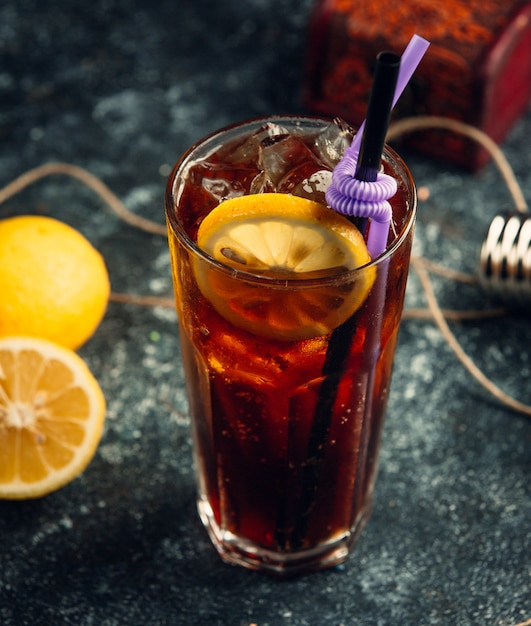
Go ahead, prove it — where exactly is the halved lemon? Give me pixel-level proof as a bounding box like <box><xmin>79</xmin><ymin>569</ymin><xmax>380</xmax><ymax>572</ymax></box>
<box><xmin>195</xmin><ymin>193</ymin><xmax>376</xmax><ymax>341</ymax></box>
<box><xmin>0</xmin><ymin>336</ymin><xmax>106</xmax><ymax>499</ymax></box>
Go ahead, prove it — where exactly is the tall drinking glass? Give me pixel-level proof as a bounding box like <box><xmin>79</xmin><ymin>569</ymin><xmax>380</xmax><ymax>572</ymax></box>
<box><xmin>165</xmin><ymin>115</ymin><xmax>417</xmax><ymax>576</ymax></box>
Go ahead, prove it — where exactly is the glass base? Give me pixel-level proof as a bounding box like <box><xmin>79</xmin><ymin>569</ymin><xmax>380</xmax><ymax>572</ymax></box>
<box><xmin>197</xmin><ymin>497</ymin><xmax>372</xmax><ymax>577</ymax></box>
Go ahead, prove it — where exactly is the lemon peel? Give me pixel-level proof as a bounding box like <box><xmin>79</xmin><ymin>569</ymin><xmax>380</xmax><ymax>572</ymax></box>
<box><xmin>0</xmin><ymin>215</ymin><xmax>110</xmax><ymax>350</ymax></box>
<box><xmin>195</xmin><ymin>193</ymin><xmax>376</xmax><ymax>340</ymax></box>
<box><xmin>0</xmin><ymin>336</ymin><xmax>106</xmax><ymax>499</ymax></box>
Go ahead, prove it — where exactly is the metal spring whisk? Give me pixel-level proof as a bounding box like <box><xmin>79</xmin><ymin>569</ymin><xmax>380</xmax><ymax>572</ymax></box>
<box><xmin>479</xmin><ymin>211</ymin><xmax>531</xmax><ymax>308</ymax></box>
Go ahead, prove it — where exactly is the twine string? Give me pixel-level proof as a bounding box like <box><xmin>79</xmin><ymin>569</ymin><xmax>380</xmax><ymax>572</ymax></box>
<box><xmin>386</xmin><ymin>115</ymin><xmax>529</xmax><ymax>213</ymax></box>
<box><xmin>0</xmin><ymin>162</ymin><xmax>168</xmax><ymax>237</ymax></box>
<box><xmin>0</xmin><ymin>116</ymin><xmax>529</xmax><ymax>416</ymax></box>
<box><xmin>412</xmin><ymin>256</ymin><xmax>531</xmax><ymax>417</ymax></box>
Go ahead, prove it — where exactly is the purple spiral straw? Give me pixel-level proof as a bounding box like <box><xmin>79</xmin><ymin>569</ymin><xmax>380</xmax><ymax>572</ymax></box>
<box><xmin>326</xmin><ymin>34</ymin><xmax>430</xmax><ymax>258</ymax></box>
<box><xmin>290</xmin><ymin>37</ymin><xmax>430</xmax><ymax>548</ymax></box>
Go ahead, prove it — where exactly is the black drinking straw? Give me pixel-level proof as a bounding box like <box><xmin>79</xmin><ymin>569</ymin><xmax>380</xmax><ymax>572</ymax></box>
<box><xmin>287</xmin><ymin>52</ymin><xmax>400</xmax><ymax>550</ymax></box>
<box><xmin>355</xmin><ymin>51</ymin><xmax>401</xmax><ymax>233</ymax></box>
<box><xmin>356</xmin><ymin>51</ymin><xmax>401</xmax><ymax>182</ymax></box>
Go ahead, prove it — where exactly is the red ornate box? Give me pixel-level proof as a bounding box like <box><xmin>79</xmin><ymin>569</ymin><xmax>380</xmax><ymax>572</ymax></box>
<box><xmin>303</xmin><ymin>0</ymin><xmax>531</xmax><ymax>169</ymax></box>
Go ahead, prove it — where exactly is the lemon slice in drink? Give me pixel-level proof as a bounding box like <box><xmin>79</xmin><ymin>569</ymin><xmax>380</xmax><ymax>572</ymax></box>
<box><xmin>195</xmin><ymin>193</ymin><xmax>376</xmax><ymax>341</ymax></box>
<box><xmin>0</xmin><ymin>336</ymin><xmax>106</xmax><ymax>499</ymax></box>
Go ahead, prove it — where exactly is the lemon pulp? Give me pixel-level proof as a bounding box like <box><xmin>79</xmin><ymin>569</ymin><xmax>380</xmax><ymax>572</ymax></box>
<box><xmin>0</xmin><ymin>336</ymin><xmax>106</xmax><ymax>499</ymax></box>
<box><xmin>195</xmin><ymin>193</ymin><xmax>376</xmax><ymax>341</ymax></box>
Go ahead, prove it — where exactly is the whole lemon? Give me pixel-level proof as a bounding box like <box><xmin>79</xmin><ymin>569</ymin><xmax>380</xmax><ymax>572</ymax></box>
<box><xmin>0</xmin><ymin>215</ymin><xmax>110</xmax><ymax>350</ymax></box>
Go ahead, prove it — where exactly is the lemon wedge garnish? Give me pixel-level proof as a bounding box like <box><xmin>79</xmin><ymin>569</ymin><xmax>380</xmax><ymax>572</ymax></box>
<box><xmin>0</xmin><ymin>336</ymin><xmax>106</xmax><ymax>499</ymax></box>
<box><xmin>195</xmin><ymin>193</ymin><xmax>376</xmax><ymax>340</ymax></box>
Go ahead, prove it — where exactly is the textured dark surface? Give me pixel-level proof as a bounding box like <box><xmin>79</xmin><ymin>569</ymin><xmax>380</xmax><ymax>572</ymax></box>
<box><xmin>0</xmin><ymin>1</ymin><xmax>530</xmax><ymax>625</ymax></box>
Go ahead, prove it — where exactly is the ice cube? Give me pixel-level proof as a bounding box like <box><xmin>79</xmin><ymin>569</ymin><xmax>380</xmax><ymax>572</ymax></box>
<box><xmin>258</xmin><ymin>134</ymin><xmax>326</xmax><ymax>190</ymax></box>
<box><xmin>313</xmin><ymin>118</ymin><xmax>353</xmax><ymax>169</ymax></box>
<box><xmin>202</xmin><ymin>175</ymin><xmax>245</xmax><ymax>201</ymax></box>
<box><xmin>277</xmin><ymin>165</ymin><xmax>332</xmax><ymax>206</ymax></box>
<box><xmin>218</xmin><ymin>122</ymin><xmax>289</xmax><ymax>168</ymax></box>
<box><xmin>191</xmin><ymin>162</ymin><xmax>260</xmax><ymax>201</ymax></box>
<box><xmin>249</xmin><ymin>170</ymin><xmax>277</xmax><ymax>194</ymax></box>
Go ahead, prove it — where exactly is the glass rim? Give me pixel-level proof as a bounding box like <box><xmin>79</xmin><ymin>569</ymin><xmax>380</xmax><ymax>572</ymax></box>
<box><xmin>165</xmin><ymin>114</ymin><xmax>417</xmax><ymax>288</ymax></box>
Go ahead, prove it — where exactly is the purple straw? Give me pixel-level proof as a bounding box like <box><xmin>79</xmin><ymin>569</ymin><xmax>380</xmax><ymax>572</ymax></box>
<box><xmin>347</xmin><ymin>35</ymin><xmax>430</xmax><ymax>158</ymax></box>
<box><xmin>326</xmin><ymin>34</ymin><xmax>430</xmax><ymax>258</ymax></box>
